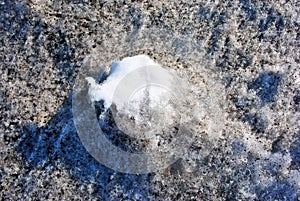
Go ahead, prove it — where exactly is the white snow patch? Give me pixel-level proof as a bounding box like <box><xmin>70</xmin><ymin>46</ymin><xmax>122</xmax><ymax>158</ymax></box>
<box><xmin>85</xmin><ymin>55</ymin><xmax>157</xmax><ymax>109</ymax></box>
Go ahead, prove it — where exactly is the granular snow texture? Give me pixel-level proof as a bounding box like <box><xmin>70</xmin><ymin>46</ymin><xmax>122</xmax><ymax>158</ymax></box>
<box><xmin>0</xmin><ymin>0</ymin><xmax>299</xmax><ymax>200</ymax></box>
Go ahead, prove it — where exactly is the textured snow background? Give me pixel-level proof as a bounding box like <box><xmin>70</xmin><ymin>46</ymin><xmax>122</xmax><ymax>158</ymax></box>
<box><xmin>0</xmin><ymin>0</ymin><xmax>299</xmax><ymax>200</ymax></box>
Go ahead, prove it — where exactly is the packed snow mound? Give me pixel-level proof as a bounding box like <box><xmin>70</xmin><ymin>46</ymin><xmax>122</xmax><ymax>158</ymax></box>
<box><xmin>85</xmin><ymin>55</ymin><xmax>157</xmax><ymax>109</ymax></box>
<box><xmin>85</xmin><ymin>55</ymin><xmax>183</xmax><ymax>139</ymax></box>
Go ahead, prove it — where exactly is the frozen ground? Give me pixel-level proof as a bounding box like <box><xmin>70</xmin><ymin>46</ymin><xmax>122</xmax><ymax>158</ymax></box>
<box><xmin>0</xmin><ymin>0</ymin><xmax>299</xmax><ymax>200</ymax></box>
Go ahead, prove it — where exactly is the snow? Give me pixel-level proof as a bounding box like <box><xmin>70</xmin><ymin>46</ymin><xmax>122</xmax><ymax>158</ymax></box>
<box><xmin>85</xmin><ymin>55</ymin><xmax>158</xmax><ymax>109</ymax></box>
<box><xmin>85</xmin><ymin>55</ymin><xmax>181</xmax><ymax>139</ymax></box>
